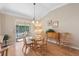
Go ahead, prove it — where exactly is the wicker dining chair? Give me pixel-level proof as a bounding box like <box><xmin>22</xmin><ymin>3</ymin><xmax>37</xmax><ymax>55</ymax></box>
<box><xmin>34</xmin><ymin>33</ymin><xmax>48</xmax><ymax>55</ymax></box>
<box><xmin>59</xmin><ymin>32</ymin><xmax>72</xmax><ymax>46</ymax></box>
<box><xmin>22</xmin><ymin>36</ymin><xmax>34</xmax><ymax>55</ymax></box>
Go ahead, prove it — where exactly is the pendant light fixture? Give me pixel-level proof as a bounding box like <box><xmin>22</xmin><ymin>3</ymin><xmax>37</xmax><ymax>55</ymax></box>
<box><xmin>32</xmin><ymin>3</ymin><xmax>35</xmax><ymax>24</ymax></box>
<box><xmin>32</xmin><ymin>3</ymin><xmax>39</xmax><ymax>24</ymax></box>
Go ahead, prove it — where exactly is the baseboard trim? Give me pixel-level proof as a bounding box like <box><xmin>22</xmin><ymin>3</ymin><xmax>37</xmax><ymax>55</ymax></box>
<box><xmin>69</xmin><ymin>46</ymin><xmax>79</xmax><ymax>50</ymax></box>
<box><xmin>48</xmin><ymin>40</ymin><xmax>59</xmax><ymax>44</ymax></box>
<box><xmin>48</xmin><ymin>39</ymin><xmax>79</xmax><ymax>50</ymax></box>
<box><xmin>48</xmin><ymin>40</ymin><xmax>56</xmax><ymax>43</ymax></box>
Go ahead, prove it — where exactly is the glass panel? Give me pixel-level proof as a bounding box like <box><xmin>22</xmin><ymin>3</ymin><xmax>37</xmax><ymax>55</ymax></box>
<box><xmin>16</xmin><ymin>25</ymin><xmax>30</xmax><ymax>39</ymax></box>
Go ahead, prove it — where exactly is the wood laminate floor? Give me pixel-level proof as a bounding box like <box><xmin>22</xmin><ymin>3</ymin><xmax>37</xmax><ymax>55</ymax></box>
<box><xmin>15</xmin><ymin>41</ymin><xmax>79</xmax><ymax>56</ymax></box>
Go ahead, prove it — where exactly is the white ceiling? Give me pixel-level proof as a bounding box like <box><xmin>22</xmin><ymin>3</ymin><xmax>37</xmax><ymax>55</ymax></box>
<box><xmin>0</xmin><ymin>3</ymin><xmax>67</xmax><ymax>20</ymax></box>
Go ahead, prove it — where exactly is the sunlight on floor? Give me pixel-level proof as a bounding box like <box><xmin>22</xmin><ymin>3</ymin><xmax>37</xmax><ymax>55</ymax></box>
<box><xmin>15</xmin><ymin>41</ymin><xmax>24</xmax><ymax>56</ymax></box>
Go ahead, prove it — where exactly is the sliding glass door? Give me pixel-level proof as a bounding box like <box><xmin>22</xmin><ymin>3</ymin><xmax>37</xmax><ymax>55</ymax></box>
<box><xmin>16</xmin><ymin>24</ymin><xmax>30</xmax><ymax>41</ymax></box>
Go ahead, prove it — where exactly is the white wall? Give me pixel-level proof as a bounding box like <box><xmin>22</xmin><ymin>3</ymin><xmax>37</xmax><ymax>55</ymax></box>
<box><xmin>40</xmin><ymin>3</ymin><xmax>79</xmax><ymax>49</ymax></box>
<box><xmin>0</xmin><ymin>14</ymin><xmax>1</xmax><ymax>34</ymax></box>
<box><xmin>0</xmin><ymin>14</ymin><xmax>16</xmax><ymax>43</ymax></box>
<box><xmin>16</xmin><ymin>17</ymin><xmax>31</xmax><ymax>25</ymax></box>
<box><xmin>0</xmin><ymin>13</ymin><xmax>16</xmax><ymax>55</ymax></box>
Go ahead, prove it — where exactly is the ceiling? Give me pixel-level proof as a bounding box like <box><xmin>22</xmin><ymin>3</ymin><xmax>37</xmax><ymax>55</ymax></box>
<box><xmin>0</xmin><ymin>3</ymin><xmax>67</xmax><ymax>20</ymax></box>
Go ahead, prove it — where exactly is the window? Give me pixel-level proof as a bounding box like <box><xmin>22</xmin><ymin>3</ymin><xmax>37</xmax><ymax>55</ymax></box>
<box><xmin>16</xmin><ymin>25</ymin><xmax>30</xmax><ymax>39</ymax></box>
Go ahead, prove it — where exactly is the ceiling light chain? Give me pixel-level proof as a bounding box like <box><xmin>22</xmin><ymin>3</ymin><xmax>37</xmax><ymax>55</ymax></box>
<box><xmin>32</xmin><ymin>3</ymin><xmax>39</xmax><ymax>24</ymax></box>
<box><xmin>33</xmin><ymin>3</ymin><xmax>35</xmax><ymax>20</ymax></box>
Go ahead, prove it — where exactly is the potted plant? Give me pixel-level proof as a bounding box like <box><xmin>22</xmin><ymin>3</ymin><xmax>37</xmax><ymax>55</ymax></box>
<box><xmin>46</xmin><ymin>29</ymin><xmax>55</xmax><ymax>33</ymax></box>
<box><xmin>3</xmin><ymin>34</ymin><xmax>9</xmax><ymax>47</ymax></box>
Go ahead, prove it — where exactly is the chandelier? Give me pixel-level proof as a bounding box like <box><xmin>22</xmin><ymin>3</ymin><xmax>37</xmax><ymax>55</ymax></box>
<box><xmin>32</xmin><ymin>3</ymin><xmax>39</xmax><ymax>24</ymax></box>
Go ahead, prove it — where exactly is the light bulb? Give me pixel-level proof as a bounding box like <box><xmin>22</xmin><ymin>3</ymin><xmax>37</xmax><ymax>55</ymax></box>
<box><xmin>32</xmin><ymin>21</ymin><xmax>34</xmax><ymax>24</ymax></box>
<box><xmin>36</xmin><ymin>21</ymin><xmax>39</xmax><ymax>24</ymax></box>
